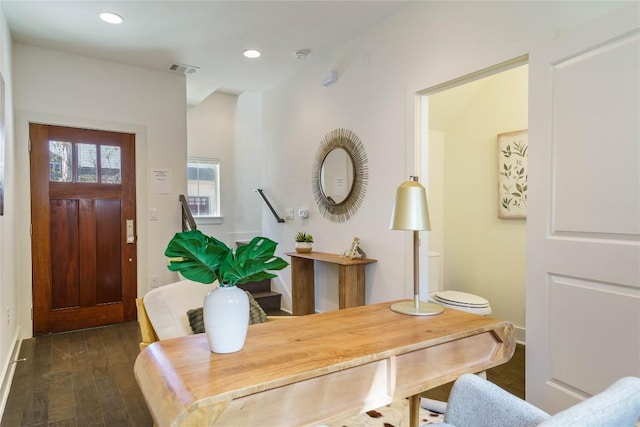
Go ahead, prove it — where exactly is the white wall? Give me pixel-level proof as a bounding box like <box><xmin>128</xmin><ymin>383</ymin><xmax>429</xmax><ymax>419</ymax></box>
<box><xmin>0</xmin><ymin>0</ymin><xmax>19</xmax><ymax>413</ymax></box>
<box><xmin>232</xmin><ymin>92</ymin><xmax>263</xmax><ymax>241</ymax></box>
<box><xmin>261</xmin><ymin>2</ymin><xmax>629</xmax><ymax>318</ymax></box>
<box><xmin>187</xmin><ymin>91</ymin><xmax>262</xmax><ymax>247</ymax></box>
<box><xmin>430</xmin><ymin>66</ymin><xmax>528</xmax><ymax>341</ymax></box>
<box><xmin>13</xmin><ymin>43</ymin><xmax>187</xmax><ymax>338</ymax></box>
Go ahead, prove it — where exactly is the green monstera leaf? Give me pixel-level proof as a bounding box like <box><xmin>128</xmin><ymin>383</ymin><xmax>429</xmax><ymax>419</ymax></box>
<box><xmin>220</xmin><ymin>237</ymin><xmax>289</xmax><ymax>285</ymax></box>
<box><xmin>165</xmin><ymin>230</ymin><xmax>230</xmax><ymax>284</ymax></box>
<box><xmin>165</xmin><ymin>231</ymin><xmax>288</xmax><ymax>286</ymax></box>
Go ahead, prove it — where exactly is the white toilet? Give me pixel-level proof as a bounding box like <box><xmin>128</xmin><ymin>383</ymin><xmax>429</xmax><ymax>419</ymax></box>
<box><xmin>427</xmin><ymin>252</ymin><xmax>492</xmax><ymax>316</ymax></box>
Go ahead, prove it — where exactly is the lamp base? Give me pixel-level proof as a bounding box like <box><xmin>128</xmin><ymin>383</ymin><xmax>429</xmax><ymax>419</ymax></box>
<box><xmin>390</xmin><ymin>301</ymin><xmax>444</xmax><ymax>316</ymax></box>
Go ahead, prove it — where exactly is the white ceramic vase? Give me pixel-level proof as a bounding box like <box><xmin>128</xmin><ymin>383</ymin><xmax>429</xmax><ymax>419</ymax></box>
<box><xmin>203</xmin><ymin>285</ymin><xmax>249</xmax><ymax>353</ymax></box>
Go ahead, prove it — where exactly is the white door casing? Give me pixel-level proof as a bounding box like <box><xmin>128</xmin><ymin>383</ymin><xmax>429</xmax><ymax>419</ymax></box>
<box><xmin>527</xmin><ymin>4</ymin><xmax>639</xmax><ymax>413</ymax></box>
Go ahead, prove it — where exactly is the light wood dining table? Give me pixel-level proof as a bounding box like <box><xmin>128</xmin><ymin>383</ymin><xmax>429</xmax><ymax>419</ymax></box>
<box><xmin>134</xmin><ymin>301</ymin><xmax>515</xmax><ymax>427</ymax></box>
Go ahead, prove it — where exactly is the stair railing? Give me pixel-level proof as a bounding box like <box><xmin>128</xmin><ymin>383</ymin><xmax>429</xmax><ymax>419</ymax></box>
<box><xmin>179</xmin><ymin>195</ymin><xmax>197</xmax><ymax>231</ymax></box>
<box><xmin>254</xmin><ymin>189</ymin><xmax>285</xmax><ymax>223</ymax></box>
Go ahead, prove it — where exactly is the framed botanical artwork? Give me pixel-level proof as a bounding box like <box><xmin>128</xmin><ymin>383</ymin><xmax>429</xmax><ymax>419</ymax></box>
<box><xmin>498</xmin><ymin>129</ymin><xmax>527</xmax><ymax>219</ymax></box>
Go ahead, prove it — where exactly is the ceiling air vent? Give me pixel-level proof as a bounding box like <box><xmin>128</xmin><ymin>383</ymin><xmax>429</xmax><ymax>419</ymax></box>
<box><xmin>168</xmin><ymin>63</ymin><xmax>199</xmax><ymax>75</ymax></box>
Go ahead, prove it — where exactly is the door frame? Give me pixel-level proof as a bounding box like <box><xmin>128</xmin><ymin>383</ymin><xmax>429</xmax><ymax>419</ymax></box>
<box><xmin>405</xmin><ymin>55</ymin><xmax>528</xmax><ymax>336</ymax></box>
<box><xmin>15</xmin><ymin>111</ymin><xmax>148</xmax><ymax>339</ymax></box>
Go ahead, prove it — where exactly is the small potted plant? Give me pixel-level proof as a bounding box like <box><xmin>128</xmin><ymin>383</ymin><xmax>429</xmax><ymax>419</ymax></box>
<box><xmin>295</xmin><ymin>231</ymin><xmax>314</xmax><ymax>253</ymax></box>
<box><xmin>165</xmin><ymin>230</ymin><xmax>288</xmax><ymax>353</ymax></box>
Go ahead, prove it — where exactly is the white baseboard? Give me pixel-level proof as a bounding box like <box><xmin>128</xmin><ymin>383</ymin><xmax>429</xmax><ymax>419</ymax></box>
<box><xmin>515</xmin><ymin>325</ymin><xmax>526</xmax><ymax>346</ymax></box>
<box><xmin>0</xmin><ymin>326</ymin><xmax>22</xmax><ymax>417</ymax></box>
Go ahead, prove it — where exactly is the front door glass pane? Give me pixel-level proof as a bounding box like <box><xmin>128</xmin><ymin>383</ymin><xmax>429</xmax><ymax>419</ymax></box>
<box><xmin>49</xmin><ymin>140</ymin><xmax>73</xmax><ymax>182</ymax></box>
<box><xmin>77</xmin><ymin>143</ymin><xmax>97</xmax><ymax>183</ymax></box>
<box><xmin>101</xmin><ymin>145</ymin><xmax>121</xmax><ymax>184</ymax></box>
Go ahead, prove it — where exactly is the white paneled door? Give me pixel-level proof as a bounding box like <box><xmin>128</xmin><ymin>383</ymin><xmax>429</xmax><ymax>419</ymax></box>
<box><xmin>527</xmin><ymin>4</ymin><xmax>639</xmax><ymax>413</ymax></box>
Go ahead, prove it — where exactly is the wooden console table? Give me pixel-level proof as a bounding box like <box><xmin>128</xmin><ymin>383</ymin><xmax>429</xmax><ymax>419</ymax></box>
<box><xmin>135</xmin><ymin>302</ymin><xmax>515</xmax><ymax>427</ymax></box>
<box><xmin>286</xmin><ymin>251</ymin><xmax>377</xmax><ymax>315</ymax></box>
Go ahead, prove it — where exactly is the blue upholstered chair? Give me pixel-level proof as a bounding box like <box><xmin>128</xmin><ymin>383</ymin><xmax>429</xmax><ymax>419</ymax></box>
<box><xmin>432</xmin><ymin>374</ymin><xmax>640</xmax><ymax>427</ymax></box>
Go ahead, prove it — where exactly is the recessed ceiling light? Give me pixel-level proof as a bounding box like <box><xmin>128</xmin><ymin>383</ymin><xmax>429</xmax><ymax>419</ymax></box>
<box><xmin>243</xmin><ymin>49</ymin><xmax>261</xmax><ymax>59</ymax></box>
<box><xmin>100</xmin><ymin>12</ymin><xmax>124</xmax><ymax>24</ymax></box>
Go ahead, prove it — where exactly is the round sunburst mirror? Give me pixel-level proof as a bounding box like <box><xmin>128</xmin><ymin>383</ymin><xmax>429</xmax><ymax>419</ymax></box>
<box><xmin>311</xmin><ymin>128</ymin><xmax>368</xmax><ymax>222</ymax></box>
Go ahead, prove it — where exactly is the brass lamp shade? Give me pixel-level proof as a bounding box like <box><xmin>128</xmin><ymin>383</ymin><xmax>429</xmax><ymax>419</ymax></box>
<box><xmin>389</xmin><ymin>176</ymin><xmax>442</xmax><ymax>316</ymax></box>
<box><xmin>389</xmin><ymin>178</ymin><xmax>431</xmax><ymax>231</ymax></box>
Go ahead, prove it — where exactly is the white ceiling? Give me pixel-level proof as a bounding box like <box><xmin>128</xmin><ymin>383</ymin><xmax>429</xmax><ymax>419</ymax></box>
<box><xmin>4</xmin><ymin>1</ymin><xmax>408</xmax><ymax>106</ymax></box>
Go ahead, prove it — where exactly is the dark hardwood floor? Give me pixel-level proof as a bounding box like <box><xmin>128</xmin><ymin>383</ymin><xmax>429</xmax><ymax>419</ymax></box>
<box><xmin>1</xmin><ymin>322</ymin><xmax>152</xmax><ymax>427</ymax></box>
<box><xmin>1</xmin><ymin>323</ymin><xmax>524</xmax><ymax>426</ymax></box>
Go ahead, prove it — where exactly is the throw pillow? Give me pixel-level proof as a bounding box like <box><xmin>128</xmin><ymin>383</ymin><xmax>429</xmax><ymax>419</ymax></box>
<box><xmin>247</xmin><ymin>291</ymin><xmax>269</xmax><ymax>324</ymax></box>
<box><xmin>186</xmin><ymin>307</ymin><xmax>205</xmax><ymax>334</ymax></box>
<box><xmin>186</xmin><ymin>291</ymin><xmax>268</xmax><ymax>334</ymax></box>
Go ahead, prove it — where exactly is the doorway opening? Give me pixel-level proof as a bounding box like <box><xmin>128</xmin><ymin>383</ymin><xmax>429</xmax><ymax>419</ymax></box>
<box><xmin>417</xmin><ymin>58</ymin><xmax>528</xmax><ymax>343</ymax></box>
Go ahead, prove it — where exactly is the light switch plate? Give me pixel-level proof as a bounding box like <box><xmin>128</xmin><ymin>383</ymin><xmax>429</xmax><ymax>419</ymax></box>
<box><xmin>285</xmin><ymin>208</ymin><xmax>295</xmax><ymax>220</ymax></box>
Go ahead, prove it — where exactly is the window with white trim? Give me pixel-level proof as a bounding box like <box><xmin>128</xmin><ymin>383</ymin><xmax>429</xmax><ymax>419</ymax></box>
<box><xmin>187</xmin><ymin>158</ymin><xmax>220</xmax><ymax>217</ymax></box>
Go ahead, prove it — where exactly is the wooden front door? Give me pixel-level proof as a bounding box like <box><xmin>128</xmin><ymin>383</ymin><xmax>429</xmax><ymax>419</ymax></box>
<box><xmin>30</xmin><ymin>124</ymin><xmax>137</xmax><ymax>335</ymax></box>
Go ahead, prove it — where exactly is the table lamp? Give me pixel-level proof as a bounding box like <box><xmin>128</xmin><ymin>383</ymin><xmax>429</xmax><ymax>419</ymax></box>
<box><xmin>389</xmin><ymin>176</ymin><xmax>443</xmax><ymax>316</ymax></box>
